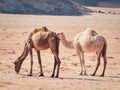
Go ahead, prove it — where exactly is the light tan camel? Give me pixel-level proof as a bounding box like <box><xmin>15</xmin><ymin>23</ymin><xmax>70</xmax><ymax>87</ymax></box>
<box><xmin>14</xmin><ymin>27</ymin><xmax>61</xmax><ymax>78</ymax></box>
<box><xmin>57</xmin><ymin>28</ymin><xmax>107</xmax><ymax>76</ymax></box>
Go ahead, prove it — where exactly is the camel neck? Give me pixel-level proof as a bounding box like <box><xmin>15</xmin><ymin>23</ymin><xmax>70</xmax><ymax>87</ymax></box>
<box><xmin>61</xmin><ymin>36</ymin><xmax>74</xmax><ymax>49</ymax></box>
<box><xmin>18</xmin><ymin>43</ymin><xmax>29</xmax><ymax>61</ymax></box>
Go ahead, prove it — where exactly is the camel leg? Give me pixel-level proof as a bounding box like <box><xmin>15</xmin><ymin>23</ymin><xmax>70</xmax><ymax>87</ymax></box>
<box><xmin>28</xmin><ymin>48</ymin><xmax>33</xmax><ymax>76</ymax></box>
<box><xmin>78</xmin><ymin>53</ymin><xmax>83</xmax><ymax>75</ymax></box>
<box><xmin>55</xmin><ymin>56</ymin><xmax>61</xmax><ymax>78</ymax></box>
<box><xmin>51</xmin><ymin>54</ymin><xmax>61</xmax><ymax>78</ymax></box>
<box><xmin>91</xmin><ymin>53</ymin><xmax>101</xmax><ymax>76</ymax></box>
<box><xmin>37</xmin><ymin>51</ymin><xmax>44</xmax><ymax>76</ymax></box>
<box><xmin>81</xmin><ymin>53</ymin><xmax>87</xmax><ymax>75</ymax></box>
<box><xmin>100</xmin><ymin>55</ymin><xmax>107</xmax><ymax>76</ymax></box>
<box><xmin>51</xmin><ymin>48</ymin><xmax>61</xmax><ymax>78</ymax></box>
<box><xmin>51</xmin><ymin>57</ymin><xmax>57</xmax><ymax>77</ymax></box>
<box><xmin>49</xmin><ymin>37</ymin><xmax>61</xmax><ymax>78</ymax></box>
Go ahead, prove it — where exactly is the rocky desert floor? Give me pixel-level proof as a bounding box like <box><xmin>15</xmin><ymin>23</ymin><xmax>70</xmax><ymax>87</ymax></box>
<box><xmin>0</xmin><ymin>7</ymin><xmax>120</xmax><ymax>90</ymax></box>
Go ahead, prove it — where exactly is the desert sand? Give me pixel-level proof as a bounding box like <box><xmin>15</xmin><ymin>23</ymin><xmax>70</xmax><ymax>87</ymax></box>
<box><xmin>0</xmin><ymin>7</ymin><xmax>120</xmax><ymax>90</ymax></box>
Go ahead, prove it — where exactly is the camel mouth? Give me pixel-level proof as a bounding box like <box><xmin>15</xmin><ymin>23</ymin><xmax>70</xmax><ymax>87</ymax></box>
<box><xmin>15</xmin><ymin>65</ymin><xmax>20</xmax><ymax>74</ymax></box>
<box><xmin>15</xmin><ymin>69</ymin><xmax>19</xmax><ymax>74</ymax></box>
<box><xmin>14</xmin><ymin>61</ymin><xmax>20</xmax><ymax>74</ymax></box>
<box><xmin>15</xmin><ymin>65</ymin><xmax>19</xmax><ymax>73</ymax></box>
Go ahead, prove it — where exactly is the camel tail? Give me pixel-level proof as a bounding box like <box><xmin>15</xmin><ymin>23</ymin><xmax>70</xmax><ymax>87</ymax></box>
<box><xmin>102</xmin><ymin>40</ymin><xmax>107</xmax><ymax>57</ymax></box>
<box><xmin>55</xmin><ymin>36</ymin><xmax>60</xmax><ymax>55</ymax></box>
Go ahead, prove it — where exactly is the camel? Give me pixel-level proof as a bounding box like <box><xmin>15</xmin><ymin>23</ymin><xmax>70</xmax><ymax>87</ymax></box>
<box><xmin>14</xmin><ymin>27</ymin><xmax>61</xmax><ymax>78</ymax></box>
<box><xmin>57</xmin><ymin>28</ymin><xmax>107</xmax><ymax>76</ymax></box>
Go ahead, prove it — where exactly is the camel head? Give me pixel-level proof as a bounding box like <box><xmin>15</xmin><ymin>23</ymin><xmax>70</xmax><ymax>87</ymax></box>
<box><xmin>14</xmin><ymin>57</ymin><xmax>24</xmax><ymax>74</ymax></box>
<box><xmin>14</xmin><ymin>60</ymin><xmax>20</xmax><ymax>74</ymax></box>
<box><xmin>57</xmin><ymin>32</ymin><xmax>65</xmax><ymax>40</ymax></box>
<box><xmin>14</xmin><ymin>43</ymin><xmax>29</xmax><ymax>74</ymax></box>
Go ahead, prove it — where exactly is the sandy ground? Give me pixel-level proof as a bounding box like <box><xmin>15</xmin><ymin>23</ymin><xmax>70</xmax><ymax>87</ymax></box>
<box><xmin>0</xmin><ymin>7</ymin><xmax>120</xmax><ymax>90</ymax></box>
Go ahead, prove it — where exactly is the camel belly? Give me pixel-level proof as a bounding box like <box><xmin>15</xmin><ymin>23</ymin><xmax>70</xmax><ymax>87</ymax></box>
<box><xmin>82</xmin><ymin>45</ymin><xmax>96</xmax><ymax>53</ymax></box>
<box><xmin>33</xmin><ymin>42</ymin><xmax>49</xmax><ymax>50</ymax></box>
<box><xmin>73</xmin><ymin>40</ymin><xmax>96</xmax><ymax>53</ymax></box>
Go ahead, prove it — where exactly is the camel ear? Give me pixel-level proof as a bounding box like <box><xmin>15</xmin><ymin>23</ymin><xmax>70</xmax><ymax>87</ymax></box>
<box><xmin>57</xmin><ymin>32</ymin><xmax>63</xmax><ymax>35</ymax></box>
<box><xmin>58</xmin><ymin>32</ymin><xmax>63</xmax><ymax>34</ymax></box>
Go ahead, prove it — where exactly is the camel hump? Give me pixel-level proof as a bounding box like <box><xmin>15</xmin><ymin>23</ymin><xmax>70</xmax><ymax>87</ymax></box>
<box><xmin>32</xmin><ymin>26</ymin><xmax>48</xmax><ymax>34</ymax></box>
<box><xmin>41</xmin><ymin>26</ymin><xmax>48</xmax><ymax>32</ymax></box>
<box><xmin>29</xmin><ymin>27</ymin><xmax>49</xmax><ymax>39</ymax></box>
<box><xmin>84</xmin><ymin>28</ymin><xmax>98</xmax><ymax>36</ymax></box>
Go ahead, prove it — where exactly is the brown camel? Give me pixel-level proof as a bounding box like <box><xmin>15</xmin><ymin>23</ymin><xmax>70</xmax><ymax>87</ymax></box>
<box><xmin>14</xmin><ymin>27</ymin><xmax>61</xmax><ymax>78</ymax></box>
<box><xmin>57</xmin><ymin>28</ymin><xmax>107</xmax><ymax>76</ymax></box>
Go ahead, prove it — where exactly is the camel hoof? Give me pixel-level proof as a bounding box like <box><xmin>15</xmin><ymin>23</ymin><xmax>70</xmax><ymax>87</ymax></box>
<box><xmin>91</xmin><ymin>74</ymin><xmax>95</xmax><ymax>76</ymax></box>
<box><xmin>51</xmin><ymin>74</ymin><xmax>54</xmax><ymax>78</ymax></box>
<box><xmin>16</xmin><ymin>72</ymin><xmax>19</xmax><ymax>74</ymax></box>
<box><xmin>100</xmin><ymin>74</ymin><xmax>104</xmax><ymax>77</ymax></box>
<box><xmin>27</xmin><ymin>74</ymin><xmax>32</xmax><ymax>76</ymax></box>
<box><xmin>55</xmin><ymin>75</ymin><xmax>58</xmax><ymax>78</ymax></box>
<box><xmin>84</xmin><ymin>72</ymin><xmax>87</xmax><ymax>75</ymax></box>
<box><xmin>39</xmin><ymin>73</ymin><xmax>44</xmax><ymax>77</ymax></box>
<box><xmin>79</xmin><ymin>73</ymin><xmax>83</xmax><ymax>75</ymax></box>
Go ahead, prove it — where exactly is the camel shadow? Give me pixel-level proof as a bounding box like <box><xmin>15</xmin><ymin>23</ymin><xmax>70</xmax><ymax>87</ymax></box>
<box><xmin>19</xmin><ymin>73</ymin><xmax>120</xmax><ymax>82</ymax></box>
<box><xmin>19</xmin><ymin>72</ymin><xmax>41</xmax><ymax>77</ymax></box>
<box><xmin>104</xmin><ymin>75</ymin><xmax>120</xmax><ymax>79</ymax></box>
<box><xmin>59</xmin><ymin>76</ymin><xmax>103</xmax><ymax>82</ymax></box>
<box><xmin>59</xmin><ymin>75</ymin><xmax>120</xmax><ymax>82</ymax></box>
